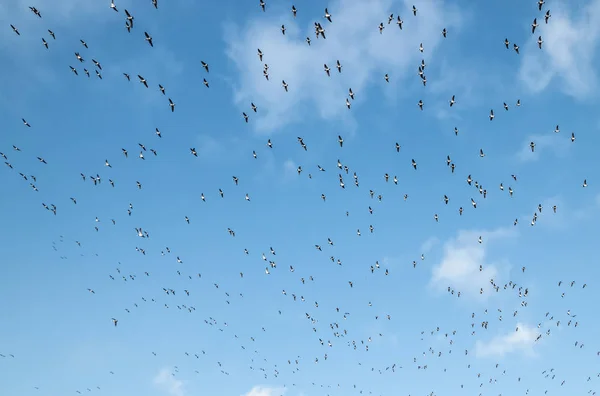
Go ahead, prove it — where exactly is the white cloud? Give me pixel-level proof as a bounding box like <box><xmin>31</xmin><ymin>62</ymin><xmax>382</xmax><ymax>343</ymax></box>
<box><xmin>283</xmin><ymin>159</ymin><xmax>298</xmax><ymax>180</ymax></box>
<box><xmin>224</xmin><ymin>0</ymin><xmax>462</xmax><ymax>132</ymax></box>
<box><xmin>242</xmin><ymin>385</ymin><xmax>287</xmax><ymax>396</ymax></box>
<box><xmin>153</xmin><ymin>367</ymin><xmax>186</xmax><ymax>396</ymax></box>
<box><xmin>430</xmin><ymin>228</ymin><xmax>515</xmax><ymax>298</ymax></box>
<box><xmin>518</xmin><ymin>0</ymin><xmax>600</xmax><ymax>98</ymax></box>
<box><xmin>420</xmin><ymin>236</ymin><xmax>440</xmax><ymax>254</ymax></box>
<box><xmin>475</xmin><ymin>323</ymin><xmax>540</xmax><ymax>358</ymax></box>
<box><xmin>515</xmin><ymin>133</ymin><xmax>572</xmax><ymax>162</ymax></box>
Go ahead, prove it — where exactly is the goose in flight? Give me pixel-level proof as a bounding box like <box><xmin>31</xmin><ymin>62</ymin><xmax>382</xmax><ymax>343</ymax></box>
<box><xmin>201</xmin><ymin>61</ymin><xmax>209</xmax><ymax>73</ymax></box>
<box><xmin>169</xmin><ymin>98</ymin><xmax>175</xmax><ymax>112</ymax></box>
<box><xmin>110</xmin><ymin>1</ymin><xmax>118</xmax><ymax>12</ymax></box>
<box><xmin>138</xmin><ymin>75</ymin><xmax>148</xmax><ymax>87</ymax></box>
<box><xmin>538</xmin><ymin>0</ymin><xmax>545</xmax><ymax>10</ymax></box>
<box><xmin>124</xmin><ymin>9</ymin><xmax>134</xmax><ymax>28</ymax></box>
<box><xmin>10</xmin><ymin>25</ymin><xmax>20</xmax><ymax>35</ymax></box>
<box><xmin>144</xmin><ymin>32</ymin><xmax>153</xmax><ymax>47</ymax></box>
<box><xmin>29</xmin><ymin>6</ymin><xmax>42</xmax><ymax>17</ymax></box>
<box><xmin>412</xmin><ymin>5</ymin><xmax>417</xmax><ymax>15</ymax></box>
<box><xmin>291</xmin><ymin>5</ymin><xmax>297</xmax><ymax>17</ymax></box>
<box><xmin>324</xmin><ymin>8</ymin><xmax>332</xmax><ymax>22</ymax></box>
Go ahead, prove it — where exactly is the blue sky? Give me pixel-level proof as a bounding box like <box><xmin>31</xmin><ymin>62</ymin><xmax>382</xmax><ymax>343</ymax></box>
<box><xmin>1</xmin><ymin>0</ymin><xmax>600</xmax><ymax>395</ymax></box>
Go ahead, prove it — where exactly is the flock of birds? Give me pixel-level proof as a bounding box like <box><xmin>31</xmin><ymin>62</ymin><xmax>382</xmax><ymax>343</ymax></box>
<box><xmin>2</xmin><ymin>1</ymin><xmax>599</xmax><ymax>395</ymax></box>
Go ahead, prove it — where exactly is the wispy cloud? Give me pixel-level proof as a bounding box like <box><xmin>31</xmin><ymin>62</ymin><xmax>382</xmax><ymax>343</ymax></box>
<box><xmin>420</xmin><ymin>236</ymin><xmax>440</xmax><ymax>254</ymax></box>
<box><xmin>430</xmin><ymin>227</ymin><xmax>515</xmax><ymax>298</ymax></box>
<box><xmin>518</xmin><ymin>0</ymin><xmax>600</xmax><ymax>98</ymax></box>
<box><xmin>223</xmin><ymin>0</ymin><xmax>463</xmax><ymax>132</ymax></box>
<box><xmin>515</xmin><ymin>133</ymin><xmax>572</xmax><ymax>162</ymax></box>
<box><xmin>153</xmin><ymin>367</ymin><xmax>186</xmax><ymax>396</ymax></box>
<box><xmin>475</xmin><ymin>323</ymin><xmax>540</xmax><ymax>358</ymax></box>
<box><xmin>282</xmin><ymin>159</ymin><xmax>298</xmax><ymax>181</ymax></box>
<box><xmin>242</xmin><ymin>385</ymin><xmax>287</xmax><ymax>396</ymax></box>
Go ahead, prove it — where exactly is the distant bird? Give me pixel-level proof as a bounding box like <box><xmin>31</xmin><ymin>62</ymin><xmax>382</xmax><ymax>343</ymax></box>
<box><xmin>29</xmin><ymin>6</ymin><xmax>42</xmax><ymax>17</ymax></box>
<box><xmin>138</xmin><ymin>75</ymin><xmax>148</xmax><ymax>87</ymax></box>
<box><xmin>144</xmin><ymin>32</ymin><xmax>153</xmax><ymax>47</ymax></box>
<box><xmin>532</xmin><ymin>18</ymin><xmax>538</xmax><ymax>34</ymax></box>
